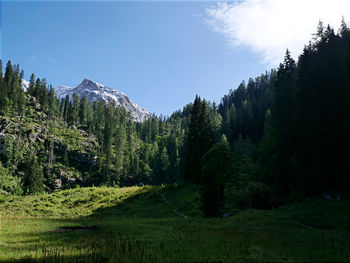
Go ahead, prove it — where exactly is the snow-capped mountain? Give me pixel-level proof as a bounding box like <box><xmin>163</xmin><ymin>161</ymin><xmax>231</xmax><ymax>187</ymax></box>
<box><xmin>55</xmin><ymin>78</ymin><xmax>152</xmax><ymax>122</ymax></box>
<box><xmin>21</xmin><ymin>79</ymin><xmax>30</xmax><ymax>92</ymax></box>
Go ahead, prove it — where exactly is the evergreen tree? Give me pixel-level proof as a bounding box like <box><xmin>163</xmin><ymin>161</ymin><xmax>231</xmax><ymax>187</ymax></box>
<box><xmin>102</xmin><ymin>103</ymin><xmax>116</xmax><ymax>185</ymax></box>
<box><xmin>201</xmin><ymin>142</ymin><xmax>233</xmax><ymax>217</ymax></box>
<box><xmin>258</xmin><ymin>109</ymin><xmax>277</xmax><ymax>184</ymax></box>
<box><xmin>72</xmin><ymin>93</ymin><xmax>80</xmax><ymax>124</ymax></box>
<box><xmin>4</xmin><ymin>60</ymin><xmax>13</xmax><ymax>90</ymax></box>
<box><xmin>271</xmin><ymin>50</ymin><xmax>297</xmax><ymax>193</ymax></box>
<box><xmin>39</xmin><ymin>79</ymin><xmax>49</xmax><ymax>112</ymax></box>
<box><xmin>184</xmin><ymin>96</ymin><xmax>214</xmax><ymax>183</ymax></box>
<box><xmin>63</xmin><ymin>146</ymin><xmax>69</xmax><ymax>166</ymax></box>
<box><xmin>48</xmin><ymin>86</ymin><xmax>58</xmax><ymax>119</ymax></box>
<box><xmin>63</xmin><ymin>95</ymin><xmax>70</xmax><ymax>122</ymax></box>
<box><xmin>19</xmin><ymin>70</ymin><xmax>24</xmax><ymax>85</ymax></box>
<box><xmin>28</xmin><ymin>73</ymin><xmax>36</xmax><ymax>95</ymax></box>
<box><xmin>295</xmin><ymin>23</ymin><xmax>350</xmax><ymax>194</ymax></box>
<box><xmin>22</xmin><ymin>154</ymin><xmax>44</xmax><ymax>195</ymax></box>
<box><xmin>33</xmin><ymin>78</ymin><xmax>41</xmax><ymax>100</ymax></box>
<box><xmin>0</xmin><ymin>60</ymin><xmax>2</xmax><ymax>79</ymax></box>
<box><xmin>79</xmin><ymin>96</ymin><xmax>89</xmax><ymax>124</ymax></box>
<box><xmin>44</xmin><ymin>139</ymin><xmax>56</xmax><ymax>191</ymax></box>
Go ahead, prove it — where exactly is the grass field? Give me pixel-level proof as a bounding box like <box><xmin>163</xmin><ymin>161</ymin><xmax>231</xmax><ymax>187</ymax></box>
<box><xmin>0</xmin><ymin>184</ymin><xmax>349</xmax><ymax>262</ymax></box>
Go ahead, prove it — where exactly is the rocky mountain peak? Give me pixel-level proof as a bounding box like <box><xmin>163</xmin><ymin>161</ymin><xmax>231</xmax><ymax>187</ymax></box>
<box><xmin>55</xmin><ymin>79</ymin><xmax>152</xmax><ymax>122</ymax></box>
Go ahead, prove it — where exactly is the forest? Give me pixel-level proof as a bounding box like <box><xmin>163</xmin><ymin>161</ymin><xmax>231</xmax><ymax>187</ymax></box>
<box><xmin>0</xmin><ymin>21</ymin><xmax>349</xmax><ymax>217</ymax></box>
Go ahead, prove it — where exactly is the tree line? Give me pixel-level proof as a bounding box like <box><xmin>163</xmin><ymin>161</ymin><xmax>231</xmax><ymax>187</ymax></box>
<box><xmin>0</xmin><ymin>21</ymin><xmax>349</xmax><ymax>217</ymax></box>
<box><xmin>184</xmin><ymin>20</ymin><xmax>350</xmax><ymax>216</ymax></box>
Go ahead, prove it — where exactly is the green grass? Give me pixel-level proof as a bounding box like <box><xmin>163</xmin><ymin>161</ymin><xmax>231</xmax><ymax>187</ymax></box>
<box><xmin>0</xmin><ymin>186</ymin><xmax>154</xmax><ymax>218</ymax></box>
<box><xmin>0</xmin><ymin>184</ymin><xmax>349</xmax><ymax>262</ymax></box>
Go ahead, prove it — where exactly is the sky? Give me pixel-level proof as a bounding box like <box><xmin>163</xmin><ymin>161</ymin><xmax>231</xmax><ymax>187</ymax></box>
<box><xmin>1</xmin><ymin>0</ymin><xmax>350</xmax><ymax>116</ymax></box>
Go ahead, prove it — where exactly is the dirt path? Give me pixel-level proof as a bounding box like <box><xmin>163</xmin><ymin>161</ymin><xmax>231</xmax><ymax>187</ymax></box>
<box><xmin>161</xmin><ymin>194</ymin><xmax>188</xmax><ymax>220</ymax></box>
<box><xmin>293</xmin><ymin>220</ymin><xmax>320</xmax><ymax>230</ymax></box>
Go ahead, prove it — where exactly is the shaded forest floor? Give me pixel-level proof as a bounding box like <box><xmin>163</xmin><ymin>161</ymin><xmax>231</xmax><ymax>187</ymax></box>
<box><xmin>0</xmin><ymin>184</ymin><xmax>349</xmax><ymax>262</ymax></box>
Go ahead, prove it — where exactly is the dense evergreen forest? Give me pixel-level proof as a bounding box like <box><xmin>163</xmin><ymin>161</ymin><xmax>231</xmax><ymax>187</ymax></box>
<box><xmin>0</xmin><ymin>21</ymin><xmax>349</xmax><ymax>216</ymax></box>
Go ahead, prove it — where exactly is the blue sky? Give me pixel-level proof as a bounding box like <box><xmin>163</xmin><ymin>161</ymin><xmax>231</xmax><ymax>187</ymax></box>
<box><xmin>2</xmin><ymin>1</ymin><xmax>348</xmax><ymax>116</ymax></box>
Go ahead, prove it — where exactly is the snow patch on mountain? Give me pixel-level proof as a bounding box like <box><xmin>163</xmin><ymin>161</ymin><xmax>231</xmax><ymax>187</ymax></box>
<box><xmin>55</xmin><ymin>79</ymin><xmax>152</xmax><ymax>122</ymax></box>
<box><xmin>21</xmin><ymin>79</ymin><xmax>30</xmax><ymax>92</ymax></box>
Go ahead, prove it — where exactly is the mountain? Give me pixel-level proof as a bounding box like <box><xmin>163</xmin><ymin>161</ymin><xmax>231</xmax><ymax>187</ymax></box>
<box><xmin>21</xmin><ymin>79</ymin><xmax>29</xmax><ymax>92</ymax></box>
<box><xmin>55</xmin><ymin>79</ymin><xmax>152</xmax><ymax>122</ymax></box>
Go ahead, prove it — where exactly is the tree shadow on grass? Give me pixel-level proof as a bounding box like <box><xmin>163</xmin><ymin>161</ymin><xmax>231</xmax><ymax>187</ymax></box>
<box><xmin>1</xmin><ymin>184</ymin><xmax>203</xmax><ymax>263</ymax></box>
<box><xmin>1</xmin><ymin>219</ymin><xmax>185</xmax><ymax>263</ymax></box>
<box><xmin>89</xmin><ymin>187</ymin><xmax>174</xmax><ymax>218</ymax></box>
<box><xmin>89</xmin><ymin>183</ymin><xmax>201</xmax><ymax>219</ymax></box>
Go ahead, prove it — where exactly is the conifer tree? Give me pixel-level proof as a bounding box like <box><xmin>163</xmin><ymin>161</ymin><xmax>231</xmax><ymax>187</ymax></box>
<box><xmin>28</xmin><ymin>73</ymin><xmax>36</xmax><ymax>95</ymax></box>
<box><xmin>72</xmin><ymin>93</ymin><xmax>80</xmax><ymax>124</ymax></box>
<box><xmin>63</xmin><ymin>147</ymin><xmax>69</xmax><ymax>166</ymax></box>
<box><xmin>295</xmin><ymin>23</ymin><xmax>350</xmax><ymax>194</ymax></box>
<box><xmin>0</xmin><ymin>60</ymin><xmax>3</xmax><ymax>79</ymax></box>
<box><xmin>39</xmin><ymin>79</ymin><xmax>49</xmax><ymax>112</ymax></box>
<box><xmin>201</xmin><ymin>142</ymin><xmax>233</xmax><ymax>217</ymax></box>
<box><xmin>63</xmin><ymin>95</ymin><xmax>70</xmax><ymax>122</ymax></box>
<box><xmin>44</xmin><ymin>139</ymin><xmax>56</xmax><ymax>190</ymax></box>
<box><xmin>79</xmin><ymin>96</ymin><xmax>89</xmax><ymax>124</ymax></box>
<box><xmin>22</xmin><ymin>154</ymin><xmax>44</xmax><ymax>195</ymax></box>
<box><xmin>184</xmin><ymin>96</ymin><xmax>214</xmax><ymax>183</ymax></box>
<box><xmin>19</xmin><ymin>70</ymin><xmax>24</xmax><ymax>85</ymax></box>
<box><xmin>48</xmin><ymin>86</ymin><xmax>58</xmax><ymax>119</ymax></box>
<box><xmin>4</xmin><ymin>61</ymin><xmax>13</xmax><ymax>90</ymax></box>
<box><xmin>33</xmin><ymin>78</ymin><xmax>41</xmax><ymax>100</ymax></box>
<box><xmin>271</xmin><ymin>50</ymin><xmax>297</xmax><ymax>193</ymax></box>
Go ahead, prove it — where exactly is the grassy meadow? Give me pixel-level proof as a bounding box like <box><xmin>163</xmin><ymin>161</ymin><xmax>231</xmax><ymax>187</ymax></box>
<box><xmin>0</xmin><ymin>184</ymin><xmax>349</xmax><ymax>262</ymax></box>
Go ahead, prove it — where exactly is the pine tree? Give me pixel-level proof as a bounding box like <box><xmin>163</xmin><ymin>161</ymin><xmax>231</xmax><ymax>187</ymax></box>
<box><xmin>0</xmin><ymin>61</ymin><xmax>9</xmax><ymax>115</ymax></box>
<box><xmin>102</xmin><ymin>103</ymin><xmax>116</xmax><ymax>185</ymax></box>
<box><xmin>44</xmin><ymin>139</ymin><xmax>56</xmax><ymax>191</ymax></box>
<box><xmin>63</xmin><ymin>147</ymin><xmax>69</xmax><ymax>166</ymax></box>
<box><xmin>79</xmin><ymin>96</ymin><xmax>89</xmax><ymax>124</ymax></box>
<box><xmin>33</xmin><ymin>78</ymin><xmax>41</xmax><ymax>100</ymax></box>
<box><xmin>28</xmin><ymin>73</ymin><xmax>36</xmax><ymax>95</ymax></box>
<box><xmin>233</xmin><ymin>82</ymin><xmax>246</xmax><ymax>110</ymax></box>
<box><xmin>22</xmin><ymin>154</ymin><xmax>44</xmax><ymax>195</ymax></box>
<box><xmin>4</xmin><ymin>61</ymin><xmax>13</xmax><ymax>90</ymax></box>
<box><xmin>0</xmin><ymin>60</ymin><xmax>3</xmax><ymax>79</ymax></box>
<box><xmin>39</xmin><ymin>79</ymin><xmax>49</xmax><ymax>112</ymax></box>
<box><xmin>258</xmin><ymin>109</ymin><xmax>277</xmax><ymax>184</ymax></box>
<box><xmin>201</xmin><ymin>142</ymin><xmax>233</xmax><ymax>217</ymax></box>
<box><xmin>67</xmin><ymin>102</ymin><xmax>74</xmax><ymax>125</ymax></box>
<box><xmin>295</xmin><ymin>23</ymin><xmax>350</xmax><ymax>194</ymax></box>
<box><xmin>271</xmin><ymin>50</ymin><xmax>297</xmax><ymax>194</ymax></box>
<box><xmin>184</xmin><ymin>96</ymin><xmax>214</xmax><ymax>183</ymax></box>
<box><xmin>19</xmin><ymin>70</ymin><xmax>24</xmax><ymax>85</ymax></box>
<box><xmin>63</xmin><ymin>95</ymin><xmax>70</xmax><ymax>122</ymax></box>
<box><xmin>48</xmin><ymin>86</ymin><xmax>58</xmax><ymax>119</ymax></box>
<box><xmin>72</xmin><ymin>93</ymin><xmax>80</xmax><ymax>124</ymax></box>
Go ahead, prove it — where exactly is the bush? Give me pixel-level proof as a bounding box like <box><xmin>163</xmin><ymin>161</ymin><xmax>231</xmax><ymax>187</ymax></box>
<box><xmin>225</xmin><ymin>182</ymin><xmax>273</xmax><ymax>210</ymax></box>
<box><xmin>246</xmin><ymin>182</ymin><xmax>273</xmax><ymax>209</ymax></box>
<box><xmin>0</xmin><ymin>166</ymin><xmax>23</xmax><ymax>195</ymax></box>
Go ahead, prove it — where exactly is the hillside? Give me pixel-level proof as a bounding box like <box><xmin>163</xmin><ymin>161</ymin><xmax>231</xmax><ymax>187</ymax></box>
<box><xmin>0</xmin><ymin>184</ymin><xmax>202</xmax><ymax>218</ymax></box>
<box><xmin>0</xmin><ymin>94</ymin><xmax>99</xmax><ymax>193</ymax></box>
<box><xmin>1</xmin><ymin>63</ymin><xmax>183</xmax><ymax>192</ymax></box>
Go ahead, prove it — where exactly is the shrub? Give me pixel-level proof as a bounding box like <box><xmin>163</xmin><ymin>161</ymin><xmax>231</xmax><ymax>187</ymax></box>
<box><xmin>246</xmin><ymin>182</ymin><xmax>273</xmax><ymax>209</ymax></box>
<box><xmin>225</xmin><ymin>181</ymin><xmax>273</xmax><ymax>210</ymax></box>
<box><xmin>0</xmin><ymin>166</ymin><xmax>23</xmax><ymax>195</ymax></box>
